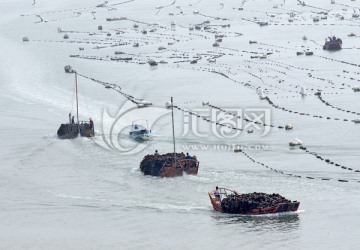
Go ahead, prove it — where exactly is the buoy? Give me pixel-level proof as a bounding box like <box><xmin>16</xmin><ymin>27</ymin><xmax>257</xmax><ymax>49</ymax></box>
<box><xmin>301</xmin><ymin>86</ymin><xmax>306</xmax><ymax>95</ymax></box>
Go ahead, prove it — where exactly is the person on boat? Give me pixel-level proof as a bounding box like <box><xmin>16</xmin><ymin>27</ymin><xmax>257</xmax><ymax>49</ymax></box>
<box><xmin>154</xmin><ymin>150</ymin><xmax>159</xmax><ymax>156</ymax></box>
<box><xmin>185</xmin><ymin>152</ymin><xmax>191</xmax><ymax>159</ymax></box>
<box><xmin>89</xmin><ymin>118</ymin><xmax>93</xmax><ymax>129</ymax></box>
<box><xmin>214</xmin><ymin>186</ymin><xmax>221</xmax><ymax>200</ymax></box>
<box><xmin>134</xmin><ymin>124</ymin><xmax>138</xmax><ymax>130</ymax></box>
<box><xmin>71</xmin><ymin>116</ymin><xmax>75</xmax><ymax>124</ymax></box>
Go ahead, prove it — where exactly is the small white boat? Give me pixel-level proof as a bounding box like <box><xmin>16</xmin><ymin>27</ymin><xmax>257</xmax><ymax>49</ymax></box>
<box><xmin>129</xmin><ymin>120</ymin><xmax>151</xmax><ymax>140</ymax></box>
<box><xmin>313</xmin><ymin>17</ymin><xmax>320</xmax><ymax>22</ymax></box>
<box><xmin>289</xmin><ymin>138</ymin><xmax>303</xmax><ymax>147</ymax></box>
<box><xmin>352</xmin><ymin>119</ymin><xmax>360</xmax><ymax>124</ymax></box>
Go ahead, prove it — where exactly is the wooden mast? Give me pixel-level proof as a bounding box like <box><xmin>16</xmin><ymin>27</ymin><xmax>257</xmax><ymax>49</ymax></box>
<box><xmin>171</xmin><ymin>97</ymin><xmax>176</xmax><ymax>165</ymax></box>
<box><xmin>75</xmin><ymin>72</ymin><xmax>79</xmax><ymax>132</ymax></box>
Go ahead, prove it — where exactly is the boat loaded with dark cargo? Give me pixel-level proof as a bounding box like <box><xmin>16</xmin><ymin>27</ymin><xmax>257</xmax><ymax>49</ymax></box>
<box><xmin>140</xmin><ymin>152</ymin><xmax>199</xmax><ymax>177</ymax></box>
<box><xmin>139</xmin><ymin>97</ymin><xmax>199</xmax><ymax>177</ymax></box>
<box><xmin>323</xmin><ymin>36</ymin><xmax>342</xmax><ymax>51</ymax></box>
<box><xmin>209</xmin><ymin>188</ymin><xmax>300</xmax><ymax>215</ymax></box>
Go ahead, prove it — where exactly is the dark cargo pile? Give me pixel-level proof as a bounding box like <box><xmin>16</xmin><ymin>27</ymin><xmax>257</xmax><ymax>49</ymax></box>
<box><xmin>140</xmin><ymin>153</ymin><xmax>196</xmax><ymax>176</ymax></box>
<box><xmin>221</xmin><ymin>192</ymin><xmax>291</xmax><ymax>214</ymax></box>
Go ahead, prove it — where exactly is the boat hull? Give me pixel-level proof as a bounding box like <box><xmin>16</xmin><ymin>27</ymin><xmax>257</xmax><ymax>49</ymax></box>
<box><xmin>140</xmin><ymin>157</ymin><xmax>199</xmax><ymax>177</ymax></box>
<box><xmin>208</xmin><ymin>192</ymin><xmax>300</xmax><ymax>215</ymax></box>
<box><xmin>323</xmin><ymin>41</ymin><xmax>342</xmax><ymax>51</ymax></box>
<box><xmin>160</xmin><ymin>159</ymin><xmax>199</xmax><ymax>177</ymax></box>
<box><xmin>57</xmin><ymin>123</ymin><xmax>94</xmax><ymax>139</ymax></box>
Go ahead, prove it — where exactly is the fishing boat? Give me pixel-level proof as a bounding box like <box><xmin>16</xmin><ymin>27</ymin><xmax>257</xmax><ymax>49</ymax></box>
<box><xmin>57</xmin><ymin>72</ymin><xmax>95</xmax><ymax>139</ymax></box>
<box><xmin>129</xmin><ymin>120</ymin><xmax>151</xmax><ymax>140</ymax></box>
<box><xmin>139</xmin><ymin>97</ymin><xmax>200</xmax><ymax>177</ymax></box>
<box><xmin>209</xmin><ymin>188</ymin><xmax>300</xmax><ymax>215</ymax></box>
<box><xmin>323</xmin><ymin>36</ymin><xmax>342</xmax><ymax>51</ymax></box>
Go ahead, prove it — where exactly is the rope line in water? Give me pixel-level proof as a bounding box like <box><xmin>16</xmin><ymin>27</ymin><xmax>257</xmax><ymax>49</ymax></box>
<box><xmin>264</xmin><ymin>96</ymin><xmax>353</xmax><ymax>123</ymax></box>
<box><xmin>207</xmin><ymin>102</ymin><xmax>287</xmax><ymax>130</ymax></box>
<box><xmin>316</xmin><ymin>94</ymin><xmax>360</xmax><ymax>116</ymax></box>
<box><xmin>76</xmin><ymin>72</ymin><xmax>142</xmax><ymax>104</ymax></box>
<box><xmin>299</xmin><ymin>146</ymin><xmax>360</xmax><ymax>173</ymax></box>
<box><xmin>237</xmin><ymin>149</ymin><xmax>359</xmax><ymax>183</ymax></box>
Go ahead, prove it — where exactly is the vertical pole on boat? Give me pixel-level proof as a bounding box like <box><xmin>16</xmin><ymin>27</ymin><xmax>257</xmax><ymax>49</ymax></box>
<box><xmin>75</xmin><ymin>72</ymin><xmax>79</xmax><ymax>132</ymax></box>
<box><xmin>171</xmin><ymin>97</ymin><xmax>177</xmax><ymax>165</ymax></box>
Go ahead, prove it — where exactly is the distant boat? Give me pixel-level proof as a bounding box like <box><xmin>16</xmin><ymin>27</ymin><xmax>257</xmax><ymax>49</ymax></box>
<box><xmin>22</xmin><ymin>36</ymin><xmax>29</xmax><ymax>42</ymax></box>
<box><xmin>57</xmin><ymin>72</ymin><xmax>95</xmax><ymax>139</ymax></box>
<box><xmin>323</xmin><ymin>36</ymin><xmax>342</xmax><ymax>51</ymax></box>
<box><xmin>129</xmin><ymin>120</ymin><xmax>151</xmax><ymax>140</ymax></box>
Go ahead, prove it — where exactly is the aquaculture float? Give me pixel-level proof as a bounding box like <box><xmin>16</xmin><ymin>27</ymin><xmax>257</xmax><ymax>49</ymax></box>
<box><xmin>209</xmin><ymin>188</ymin><xmax>300</xmax><ymax>215</ymax></box>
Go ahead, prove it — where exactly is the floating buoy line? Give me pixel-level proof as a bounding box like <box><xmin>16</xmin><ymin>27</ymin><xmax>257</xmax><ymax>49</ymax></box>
<box><xmin>237</xmin><ymin>149</ymin><xmax>359</xmax><ymax>184</ymax></box>
<box><xmin>316</xmin><ymin>94</ymin><xmax>360</xmax><ymax>116</ymax></box>
<box><xmin>206</xmin><ymin>102</ymin><xmax>288</xmax><ymax>130</ymax></box>
<box><xmin>76</xmin><ymin>72</ymin><xmax>142</xmax><ymax>104</ymax></box>
<box><xmin>299</xmin><ymin>146</ymin><xmax>360</xmax><ymax>173</ymax></box>
<box><xmin>264</xmin><ymin>96</ymin><xmax>354</xmax><ymax>123</ymax></box>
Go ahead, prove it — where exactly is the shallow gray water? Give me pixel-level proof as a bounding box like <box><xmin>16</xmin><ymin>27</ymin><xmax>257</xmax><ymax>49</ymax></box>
<box><xmin>1</xmin><ymin>0</ymin><xmax>360</xmax><ymax>249</ymax></box>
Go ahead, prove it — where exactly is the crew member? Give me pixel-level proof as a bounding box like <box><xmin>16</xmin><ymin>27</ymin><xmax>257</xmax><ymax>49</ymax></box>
<box><xmin>89</xmin><ymin>118</ymin><xmax>93</xmax><ymax>129</ymax></box>
<box><xmin>214</xmin><ymin>186</ymin><xmax>221</xmax><ymax>200</ymax></box>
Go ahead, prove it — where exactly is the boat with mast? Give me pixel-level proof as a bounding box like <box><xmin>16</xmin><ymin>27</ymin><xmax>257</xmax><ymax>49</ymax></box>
<box><xmin>57</xmin><ymin>72</ymin><xmax>95</xmax><ymax>139</ymax></box>
<box><xmin>139</xmin><ymin>97</ymin><xmax>199</xmax><ymax>177</ymax></box>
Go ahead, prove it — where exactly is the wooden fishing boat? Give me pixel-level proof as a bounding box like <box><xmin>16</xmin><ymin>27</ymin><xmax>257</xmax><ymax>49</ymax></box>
<box><xmin>139</xmin><ymin>97</ymin><xmax>200</xmax><ymax>177</ymax></box>
<box><xmin>208</xmin><ymin>188</ymin><xmax>300</xmax><ymax>215</ymax></box>
<box><xmin>57</xmin><ymin>72</ymin><xmax>94</xmax><ymax>139</ymax></box>
<box><xmin>140</xmin><ymin>153</ymin><xmax>199</xmax><ymax>177</ymax></box>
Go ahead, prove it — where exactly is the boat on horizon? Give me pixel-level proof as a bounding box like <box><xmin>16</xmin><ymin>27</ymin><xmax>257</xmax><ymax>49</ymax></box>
<box><xmin>323</xmin><ymin>36</ymin><xmax>342</xmax><ymax>51</ymax></box>
<box><xmin>209</xmin><ymin>188</ymin><xmax>300</xmax><ymax>215</ymax></box>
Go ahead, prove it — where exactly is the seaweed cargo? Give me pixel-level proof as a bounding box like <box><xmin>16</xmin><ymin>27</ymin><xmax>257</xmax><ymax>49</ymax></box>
<box><xmin>140</xmin><ymin>152</ymin><xmax>199</xmax><ymax>177</ymax></box>
<box><xmin>209</xmin><ymin>188</ymin><xmax>299</xmax><ymax>215</ymax></box>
